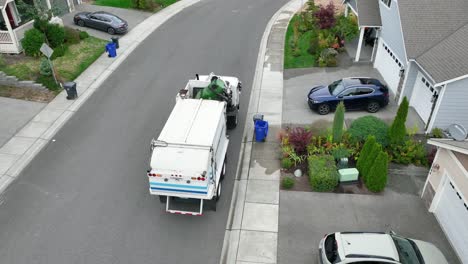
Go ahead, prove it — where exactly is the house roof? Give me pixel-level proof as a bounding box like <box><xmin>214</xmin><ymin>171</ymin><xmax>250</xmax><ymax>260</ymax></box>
<box><xmin>416</xmin><ymin>24</ymin><xmax>468</xmax><ymax>84</ymax></box>
<box><xmin>356</xmin><ymin>0</ymin><xmax>381</xmax><ymax>27</ymax></box>
<box><xmin>397</xmin><ymin>0</ymin><xmax>468</xmax><ymax>84</ymax></box>
<box><xmin>428</xmin><ymin>139</ymin><xmax>468</xmax><ymax>155</ymax></box>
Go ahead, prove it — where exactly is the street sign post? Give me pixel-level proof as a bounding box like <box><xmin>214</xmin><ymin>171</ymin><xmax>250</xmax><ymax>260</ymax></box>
<box><xmin>40</xmin><ymin>43</ymin><xmax>59</xmax><ymax>86</ymax></box>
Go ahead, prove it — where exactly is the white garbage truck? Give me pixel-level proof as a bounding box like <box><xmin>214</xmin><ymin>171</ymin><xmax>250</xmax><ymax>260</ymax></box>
<box><xmin>147</xmin><ymin>98</ymin><xmax>228</xmax><ymax>216</ymax></box>
<box><xmin>176</xmin><ymin>73</ymin><xmax>242</xmax><ymax>129</ymax></box>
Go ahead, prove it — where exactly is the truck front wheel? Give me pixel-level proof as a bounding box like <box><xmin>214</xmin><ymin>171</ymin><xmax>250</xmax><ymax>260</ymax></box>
<box><xmin>159</xmin><ymin>195</ymin><xmax>167</xmax><ymax>203</ymax></box>
<box><xmin>227</xmin><ymin>115</ymin><xmax>238</xmax><ymax>129</ymax></box>
<box><xmin>221</xmin><ymin>157</ymin><xmax>226</xmax><ymax>181</ymax></box>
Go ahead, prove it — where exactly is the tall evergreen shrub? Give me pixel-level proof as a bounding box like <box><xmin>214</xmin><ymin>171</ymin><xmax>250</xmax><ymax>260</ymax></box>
<box><xmin>389</xmin><ymin>96</ymin><xmax>409</xmax><ymax>145</ymax></box>
<box><xmin>366</xmin><ymin>151</ymin><xmax>388</xmax><ymax>192</ymax></box>
<box><xmin>332</xmin><ymin>101</ymin><xmax>345</xmax><ymax>143</ymax></box>
<box><xmin>362</xmin><ymin>142</ymin><xmax>382</xmax><ymax>182</ymax></box>
<box><xmin>356</xmin><ymin>135</ymin><xmax>376</xmax><ymax>173</ymax></box>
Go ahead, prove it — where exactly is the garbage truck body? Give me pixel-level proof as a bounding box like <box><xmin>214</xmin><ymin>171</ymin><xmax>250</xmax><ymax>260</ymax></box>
<box><xmin>148</xmin><ymin>98</ymin><xmax>228</xmax><ymax>216</ymax></box>
<box><xmin>177</xmin><ymin>73</ymin><xmax>241</xmax><ymax>129</ymax></box>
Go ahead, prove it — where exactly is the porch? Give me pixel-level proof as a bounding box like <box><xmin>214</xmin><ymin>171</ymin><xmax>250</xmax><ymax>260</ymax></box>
<box><xmin>0</xmin><ymin>0</ymin><xmax>81</xmax><ymax>54</ymax></box>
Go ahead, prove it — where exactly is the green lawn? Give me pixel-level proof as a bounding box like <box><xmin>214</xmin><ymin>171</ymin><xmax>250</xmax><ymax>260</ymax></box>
<box><xmin>54</xmin><ymin>37</ymin><xmax>107</xmax><ymax>81</ymax></box>
<box><xmin>284</xmin><ymin>15</ymin><xmax>317</xmax><ymax>69</ymax></box>
<box><xmin>0</xmin><ymin>36</ymin><xmax>107</xmax><ymax>91</ymax></box>
<box><xmin>94</xmin><ymin>0</ymin><xmax>133</xmax><ymax>8</ymax></box>
<box><xmin>94</xmin><ymin>0</ymin><xmax>180</xmax><ymax>10</ymax></box>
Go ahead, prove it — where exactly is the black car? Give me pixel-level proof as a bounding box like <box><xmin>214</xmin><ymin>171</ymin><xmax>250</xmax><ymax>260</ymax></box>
<box><xmin>307</xmin><ymin>77</ymin><xmax>389</xmax><ymax>115</ymax></box>
<box><xmin>74</xmin><ymin>11</ymin><xmax>128</xmax><ymax>35</ymax></box>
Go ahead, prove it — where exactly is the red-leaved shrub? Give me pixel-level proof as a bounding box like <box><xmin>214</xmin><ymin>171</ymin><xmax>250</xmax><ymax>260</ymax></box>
<box><xmin>289</xmin><ymin>127</ymin><xmax>312</xmax><ymax>155</ymax></box>
<box><xmin>314</xmin><ymin>2</ymin><xmax>336</xmax><ymax>29</ymax></box>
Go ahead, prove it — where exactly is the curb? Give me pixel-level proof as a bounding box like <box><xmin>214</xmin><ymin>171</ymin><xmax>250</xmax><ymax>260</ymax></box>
<box><xmin>219</xmin><ymin>1</ymin><xmax>302</xmax><ymax>263</ymax></box>
<box><xmin>0</xmin><ymin>0</ymin><xmax>201</xmax><ymax>195</ymax></box>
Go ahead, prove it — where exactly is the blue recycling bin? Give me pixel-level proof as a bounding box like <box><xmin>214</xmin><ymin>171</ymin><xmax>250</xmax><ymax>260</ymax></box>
<box><xmin>106</xmin><ymin>42</ymin><xmax>117</xmax><ymax>58</ymax></box>
<box><xmin>254</xmin><ymin>120</ymin><xmax>269</xmax><ymax>142</ymax></box>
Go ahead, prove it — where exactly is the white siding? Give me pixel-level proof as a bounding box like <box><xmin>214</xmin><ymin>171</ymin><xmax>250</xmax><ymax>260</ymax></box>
<box><xmin>378</xmin><ymin>0</ymin><xmax>407</xmax><ymax>67</ymax></box>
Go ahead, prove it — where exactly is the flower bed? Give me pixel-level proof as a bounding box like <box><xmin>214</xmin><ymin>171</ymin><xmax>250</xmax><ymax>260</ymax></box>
<box><xmin>284</xmin><ymin>0</ymin><xmax>359</xmax><ymax>69</ymax></box>
<box><xmin>279</xmin><ymin>99</ymin><xmax>429</xmax><ymax>194</ymax></box>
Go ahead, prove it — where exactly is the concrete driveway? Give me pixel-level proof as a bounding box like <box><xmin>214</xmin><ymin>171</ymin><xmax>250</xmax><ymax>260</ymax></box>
<box><xmin>61</xmin><ymin>3</ymin><xmax>152</xmax><ymax>40</ymax></box>
<box><xmin>283</xmin><ymin>62</ymin><xmax>425</xmax><ymax>134</ymax></box>
<box><xmin>278</xmin><ymin>190</ymin><xmax>461</xmax><ymax>264</ymax></box>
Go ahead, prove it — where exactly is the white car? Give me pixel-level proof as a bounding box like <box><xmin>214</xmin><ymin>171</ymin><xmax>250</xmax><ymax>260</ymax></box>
<box><xmin>318</xmin><ymin>232</ymin><xmax>449</xmax><ymax>264</ymax></box>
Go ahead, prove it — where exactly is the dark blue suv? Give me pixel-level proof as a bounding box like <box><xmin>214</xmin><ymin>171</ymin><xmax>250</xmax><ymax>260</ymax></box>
<box><xmin>307</xmin><ymin>77</ymin><xmax>389</xmax><ymax>115</ymax></box>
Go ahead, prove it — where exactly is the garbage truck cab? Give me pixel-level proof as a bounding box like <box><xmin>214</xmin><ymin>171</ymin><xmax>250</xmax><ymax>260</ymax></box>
<box><xmin>148</xmin><ymin>98</ymin><xmax>228</xmax><ymax>216</ymax></box>
<box><xmin>177</xmin><ymin>73</ymin><xmax>241</xmax><ymax>129</ymax></box>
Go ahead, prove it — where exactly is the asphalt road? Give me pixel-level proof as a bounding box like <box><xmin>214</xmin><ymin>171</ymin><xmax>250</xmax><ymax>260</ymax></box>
<box><xmin>0</xmin><ymin>0</ymin><xmax>288</xmax><ymax>263</ymax></box>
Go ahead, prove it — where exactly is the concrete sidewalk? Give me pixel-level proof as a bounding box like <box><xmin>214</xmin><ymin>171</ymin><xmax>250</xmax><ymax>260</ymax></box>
<box><xmin>221</xmin><ymin>1</ymin><xmax>302</xmax><ymax>263</ymax></box>
<box><xmin>0</xmin><ymin>0</ymin><xmax>200</xmax><ymax>194</ymax></box>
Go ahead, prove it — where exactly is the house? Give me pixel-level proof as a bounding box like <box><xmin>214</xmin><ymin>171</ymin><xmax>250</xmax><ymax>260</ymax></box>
<box><xmin>422</xmin><ymin>138</ymin><xmax>468</xmax><ymax>263</ymax></box>
<box><xmin>0</xmin><ymin>0</ymin><xmax>82</xmax><ymax>53</ymax></box>
<box><xmin>343</xmin><ymin>0</ymin><xmax>468</xmax><ymax>133</ymax></box>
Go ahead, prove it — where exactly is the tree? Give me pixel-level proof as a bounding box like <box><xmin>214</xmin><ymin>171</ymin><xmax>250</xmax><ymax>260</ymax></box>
<box><xmin>314</xmin><ymin>2</ymin><xmax>336</xmax><ymax>29</ymax></box>
<box><xmin>356</xmin><ymin>135</ymin><xmax>376</xmax><ymax>173</ymax></box>
<box><xmin>332</xmin><ymin>101</ymin><xmax>345</xmax><ymax>143</ymax></box>
<box><xmin>365</xmin><ymin>151</ymin><xmax>388</xmax><ymax>192</ymax></box>
<box><xmin>389</xmin><ymin>96</ymin><xmax>409</xmax><ymax>145</ymax></box>
<box><xmin>361</xmin><ymin>141</ymin><xmax>382</xmax><ymax>182</ymax></box>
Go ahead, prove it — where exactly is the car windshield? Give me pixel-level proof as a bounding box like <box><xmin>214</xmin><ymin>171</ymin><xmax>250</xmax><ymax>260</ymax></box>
<box><xmin>328</xmin><ymin>80</ymin><xmax>345</xmax><ymax>96</ymax></box>
<box><xmin>391</xmin><ymin>235</ymin><xmax>422</xmax><ymax>264</ymax></box>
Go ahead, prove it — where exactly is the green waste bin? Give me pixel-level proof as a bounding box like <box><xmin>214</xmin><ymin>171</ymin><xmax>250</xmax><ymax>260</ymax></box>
<box><xmin>338</xmin><ymin>168</ymin><xmax>359</xmax><ymax>183</ymax></box>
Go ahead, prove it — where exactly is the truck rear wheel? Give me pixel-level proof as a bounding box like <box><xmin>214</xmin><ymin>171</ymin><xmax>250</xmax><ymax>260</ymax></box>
<box><xmin>227</xmin><ymin>115</ymin><xmax>238</xmax><ymax>129</ymax></box>
<box><xmin>220</xmin><ymin>157</ymin><xmax>226</xmax><ymax>181</ymax></box>
<box><xmin>215</xmin><ymin>181</ymin><xmax>222</xmax><ymax>201</ymax></box>
<box><xmin>159</xmin><ymin>195</ymin><xmax>167</xmax><ymax>203</ymax></box>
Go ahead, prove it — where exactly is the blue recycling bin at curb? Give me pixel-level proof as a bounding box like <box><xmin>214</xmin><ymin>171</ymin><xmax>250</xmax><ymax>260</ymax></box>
<box><xmin>254</xmin><ymin>119</ymin><xmax>269</xmax><ymax>142</ymax></box>
<box><xmin>106</xmin><ymin>42</ymin><xmax>117</xmax><ymax>58</ymax></box>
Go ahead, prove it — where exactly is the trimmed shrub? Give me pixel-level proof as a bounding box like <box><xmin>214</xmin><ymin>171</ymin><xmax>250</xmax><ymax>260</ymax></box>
<box><xmin>282</xmin><ymin>177</ymin><xmax>295</xmax><ymax>189</ymax></box>
<box><xmin>50</xmin><ymin>44</ymin><xmax>68</xmax><ymax>60</ymax></box>
<box><xmin>79</xmin><ymin>30</ymin><xmax>89</xmax><ymax>40</ymax></box>
<box><xmin>33</xmin><ymin>17</ymin><xmax>49</xmax><ymax>33</ymax></box>
<box><xmin>281</xmin><ymin>157</ymin><xmax>294</xmax><ymax>169</ymax></box>
<box><xmin>133</xmin><ymin>0</ymin><xmax>147</xmax><ymax>9</ymax></box>
<box><xmin>22</xmin><ymin>28</ymin><xmax>45</xmax><ymax>57</ymax></box>
<box><xmin>308</xmin><ymin>155</ymin><xmax>339</xmax><ymax>192</ymax></box>
<box><xmin>64</xmin><ymin>27</ymin><xmax>81</xmax><ymax>44</ymax></box>
<box><xmin>361</xmin><ymin>142</ymin><xmax>382</xmax><ymax>182</ymax></box>
<box><xmin>389</xmin><ymin>96</ymin><xmax>409</xmax><ymax>145</ymax></box>
<box><xmin>332</xmin><ymin>101</ymin><xmax>345</xmax><ymax>142</ymax></box>
<box><xmin>288</xmin><ymin>127</ymin><xmax>312</xmax><ymax>155</ymax></box>
<box><xmin>356</xmin><ymin>135</ymin><xmax>376</xmax><ymax>172</ymax></box>
<box><xmin>365</xmin><ymin>151</ymin><xmax>388</xmax><ymax>192</ymax></box>
<box><xmin>45</xmin><ymin>23</ymin><xmax>65</xmax><ymax>48</ymax></box>
<box><xmin>39</xmin><ymin>57</ymin><xmax>52</xmax><ymax>76</ymax></box>
<box><xmin>348</xmin><ymin>116</ymin><xmax>389</xmax><ymax>146</ymax></box>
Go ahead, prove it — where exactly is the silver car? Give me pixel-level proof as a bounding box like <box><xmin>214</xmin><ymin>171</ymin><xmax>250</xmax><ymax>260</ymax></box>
<box><xmin>319</xmin><ymin>232</ymin><xmax>449</xmax><ymax>263</ymax></box>
<box><xmin>74</xmin><ymin>11</ymin><xmax>128</xmax><ymax>35</ymax></box>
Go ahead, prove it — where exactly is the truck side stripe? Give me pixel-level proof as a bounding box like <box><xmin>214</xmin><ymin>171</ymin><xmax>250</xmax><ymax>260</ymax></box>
<box><xmin>150</xmin><ymin>187</ymin><xmax>208</xmax><ymax>194</ymax></box>
<box><xmin>149</xmin><ymin>182</ymin><xmax>208</xmax><ymax>190</ymax></box>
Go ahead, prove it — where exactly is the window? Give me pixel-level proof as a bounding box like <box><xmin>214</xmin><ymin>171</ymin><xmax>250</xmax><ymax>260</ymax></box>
<box><xmin>381</xmin><ymin>0</ymin><xmax>391</xmax><ymax>8</ymax></box>
<box><xmin>340</xmin><ymin>88</ymin><xmax>357</xmax><ymax>97</ymax></box>
<box><xmin>329</xmin><ymin>80</ymin><xmax>346</xmax><ymax>96</ymax></box>
<box><xmin>356</xmin><ymin>88</ymin><xmax>373</xmax><ymax>95</ymax></box>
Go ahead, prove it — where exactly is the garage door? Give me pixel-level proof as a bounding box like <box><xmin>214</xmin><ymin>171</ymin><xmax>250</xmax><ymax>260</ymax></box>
<box><xmin>374</xmin><ymin>41</ymin><xmax>402</xmax><ymax>95</ymax></box>
<box><xmin>410</xmin><ymin>72</ymin><xmax>437</xmax><ymax>123</ymax></box>
<box><xmin>434</xmin><ymin>178</ymin><xmax>468</xmax><ymax>263</ymax></box>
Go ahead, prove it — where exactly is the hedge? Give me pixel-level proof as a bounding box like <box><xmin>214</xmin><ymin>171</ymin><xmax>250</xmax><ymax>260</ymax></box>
<box><xmin>308</xmin><ymin>155</ymin><xmax>339</xmax><ymax>192</ymax></box>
